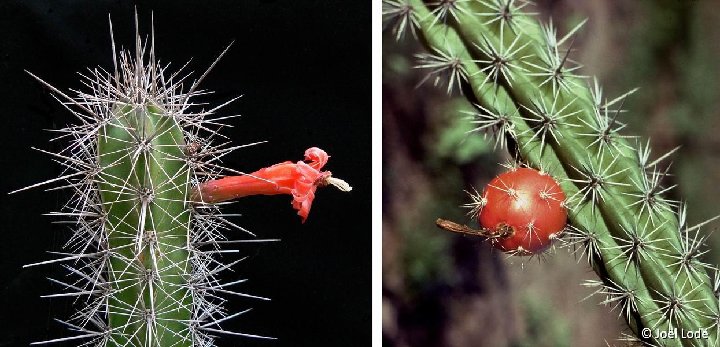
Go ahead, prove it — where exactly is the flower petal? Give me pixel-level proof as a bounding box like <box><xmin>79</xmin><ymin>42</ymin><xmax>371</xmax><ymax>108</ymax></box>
<box><xmin>304</xmin><ymin>147</ymin><xmax>329</xmax><ymax>170</ymax></box>
<box><xmin>289</xmin><ymin>161</ymin><xmax>329</xmax><ymax>223</ymax></box>
<box><xmin>191</xmin><ymin>146</ymin><xmax>342</xmax><ymax>223</ymax></box>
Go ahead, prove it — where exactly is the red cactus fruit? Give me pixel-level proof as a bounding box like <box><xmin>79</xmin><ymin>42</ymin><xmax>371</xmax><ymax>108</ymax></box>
<box><xmin>478</xmin><ymin>168</ymin><xmax>567</xmax><ymax>255</ymax></box>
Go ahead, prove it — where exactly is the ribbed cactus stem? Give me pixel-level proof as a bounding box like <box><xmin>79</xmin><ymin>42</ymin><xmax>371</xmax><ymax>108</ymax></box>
<box><xmin>17</xmin><ymin>15</ymin><xmax>283</xmax><ymax>347</ymax></box>
<box><xmin>386</xmin><ymin>0</ymin><xmax>720</xmax><ymax>345</ymax></box>
<box><xmin>99</xmin><ymin>104</ymin><xmax>191</xmax><ymax>346</ymax></box>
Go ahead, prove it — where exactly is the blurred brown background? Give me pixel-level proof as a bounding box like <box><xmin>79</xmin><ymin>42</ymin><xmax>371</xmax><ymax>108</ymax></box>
<box><xmin>382</xmin><ymin>0</ymin><xmax>720</xmax><ymax>346</ymax></box>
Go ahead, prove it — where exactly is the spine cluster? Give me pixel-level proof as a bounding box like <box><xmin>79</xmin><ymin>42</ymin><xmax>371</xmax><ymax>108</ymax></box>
<box><xmin>383</xmin><ymin>0</ymin><xmax>719</xmax><ymax>345</ymax></box>
<box><xmin>21</xmin><ymin>16</ymin><xmax>271</xmax><ymax>347</ymax></box>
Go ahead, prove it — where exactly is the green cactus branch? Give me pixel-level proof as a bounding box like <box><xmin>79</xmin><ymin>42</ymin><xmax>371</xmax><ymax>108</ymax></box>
<box><xmin>17</xmin><ymin>16</ymin><xmax>280</xmax><ymax>347</ymax></box>
<box><xmin>385</xmin><ymin>0</ymin><xmax>720</xmax><ymax>345</ymax></box>
<box><xmin>99</xmin><ymin>104</ymin><xmax>192</xmax><ymax>346</ymax></box>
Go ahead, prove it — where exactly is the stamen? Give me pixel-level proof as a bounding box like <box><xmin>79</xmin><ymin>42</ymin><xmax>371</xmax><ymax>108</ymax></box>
<box><xmin>326</xmin><ymin>176</ymin><xmax>353</xmax><ymax>192</ymax></box>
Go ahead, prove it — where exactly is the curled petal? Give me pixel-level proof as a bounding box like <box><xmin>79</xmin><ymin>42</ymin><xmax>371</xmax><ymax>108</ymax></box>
<box><xmin>290</xmin><ymin>162</ymin><xmax>331</xmax><ymax>223</ymax></box>
<box><xmin>304</xmin><ymin>147</ymin><xmax>329</xmax><ymax>170</ymax></box>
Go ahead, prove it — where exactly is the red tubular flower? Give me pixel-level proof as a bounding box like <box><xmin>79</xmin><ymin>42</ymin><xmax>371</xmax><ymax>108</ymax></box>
<box><xmin>191</xmin><ymin>147</ymin><xmax>351</xmax><ymax>223</ymax></box>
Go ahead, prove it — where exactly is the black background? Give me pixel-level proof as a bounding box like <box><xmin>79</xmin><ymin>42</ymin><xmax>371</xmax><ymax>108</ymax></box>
<box><xmin>0</xmin><ymin>1</ymin><xmax>369</xmax><ymax>346</ymax></box>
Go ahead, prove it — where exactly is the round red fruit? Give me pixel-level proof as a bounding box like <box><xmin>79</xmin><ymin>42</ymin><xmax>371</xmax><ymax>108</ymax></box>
<box><xmin>478</xmin><ymin>168</ymin><xmax>567</xmax><ymax>255</ymax></box>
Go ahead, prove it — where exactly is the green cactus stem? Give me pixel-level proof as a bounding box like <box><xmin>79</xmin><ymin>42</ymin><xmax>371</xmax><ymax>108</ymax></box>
<box><xmin>384</xmin><ymin>0</ymin><xmax>720</xmax><ymax>345</ymax></box>
<box><xmin>15</xmin><ymin>15</ymin><xmax>279</xmax><ymax>347</ymax></box>
<box><xmin>98</xmin><ymin>104</ymin><xmax>192</xmax><ymax>346</ymax></box>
